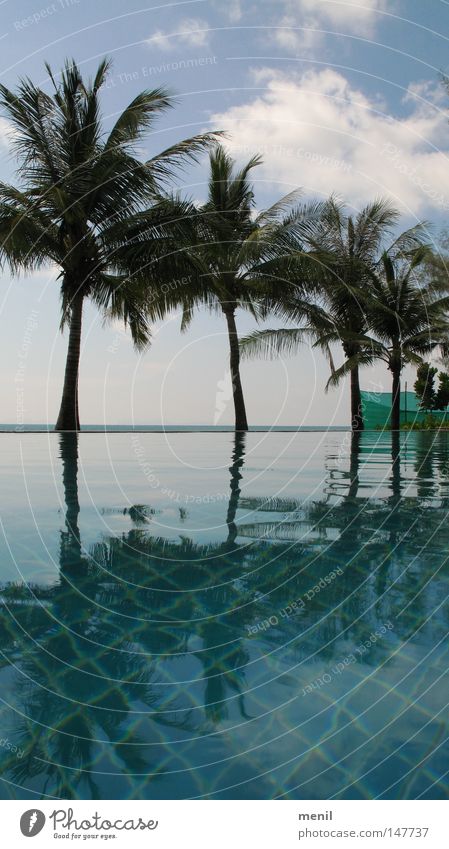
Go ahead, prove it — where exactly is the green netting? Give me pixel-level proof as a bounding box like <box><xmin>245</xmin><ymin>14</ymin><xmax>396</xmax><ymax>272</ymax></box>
<box><xmin>361</xmin><ymin>391</ymin><xmax>448</xmax><ymax>428</ymax></box>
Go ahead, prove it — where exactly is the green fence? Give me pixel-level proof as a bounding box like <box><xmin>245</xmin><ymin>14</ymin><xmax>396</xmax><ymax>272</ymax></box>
<box><xmin>361</xmin><ymin>391</ymin><xmax>448</xmax><ymax>428</ymax></box>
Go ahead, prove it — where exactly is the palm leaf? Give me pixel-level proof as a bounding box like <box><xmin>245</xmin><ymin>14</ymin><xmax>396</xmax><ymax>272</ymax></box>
<box><xmin>240</xmin><ymin>327</ymin><xmax>310</xmax><ymax>359</ymax></box>
<box><xmin>105</xmin><ymin>88</ymin><xmax>172</xmax><ymax>151</ymax></box>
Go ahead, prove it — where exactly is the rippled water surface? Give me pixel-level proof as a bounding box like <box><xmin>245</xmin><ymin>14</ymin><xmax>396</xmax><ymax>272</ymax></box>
<box><xmin>0</xmin><ymin>431</ymin><xmax>448</xmax><ymax>799</ymax></box>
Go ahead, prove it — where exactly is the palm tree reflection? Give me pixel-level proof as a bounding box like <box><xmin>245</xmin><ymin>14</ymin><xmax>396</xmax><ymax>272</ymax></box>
<box><xmin>1</xmin><ymin>430</ymin><xmax>448</xmax><ymax>798</ymax></box>
<box><xmin>59</xmin><ymin>432</ymin><xmax>83</xmax><ymax>576</ymax></box>
<box><xmin>0</xmin><ymin>433</ymin><xmax>255</xmax><ymax>796</ymax></box>
<box><xmin>225</xmin><ymin>432</ymin><xmax>246</xmax><ymax>545</ymax></box>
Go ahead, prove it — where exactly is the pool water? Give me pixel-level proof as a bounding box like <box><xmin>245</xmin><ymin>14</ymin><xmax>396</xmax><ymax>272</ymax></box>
<box><xmin>0</xmin><ymin>430</ymin><xmax>448</xmax><ymax>800</ymax></box>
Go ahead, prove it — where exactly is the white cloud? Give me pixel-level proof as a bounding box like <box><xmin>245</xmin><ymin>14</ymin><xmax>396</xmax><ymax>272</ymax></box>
<box><xmin>227</xmin><ymin>0</ymin><xmax>243</xmax><ymax>23</ymax></box>
<box><xmin>0</xmin><ymin>117</ymin><xmax>15</xmax><ymax>148</ymax></box>
<box><xmin>274</xmin><ymin>16</ymin><xmax>323</xmax><ymax>52</ymax></box>
<box><xmin>210</xmin><ymin>67</ymin><xmax>449</xmax><ymax>219</ymax></box>
<box><xmin>213</xmin><ymin>0</ymin><xmax>242</xmax><ymax>22</ymax></box>
<box><xmin>297</xmin><ymin>0</ymin><xmax>388</xmax><ymax>32</ymax></box>
<box><xmin>146</xmin><ymin>18</ymin><xmax>210</xmax><ymax>52</ymax></box>
<box><xmin>270</xmin><ymin>0</ymin><xmax>389</xmax><ymax>53</ymax></box>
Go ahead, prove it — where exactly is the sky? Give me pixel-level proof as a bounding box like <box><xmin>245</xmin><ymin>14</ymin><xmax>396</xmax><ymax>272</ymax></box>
<box><xmin>1</xmin><ymin>0</ymin><xmax>449</xmax><ymax>426</ymax></box>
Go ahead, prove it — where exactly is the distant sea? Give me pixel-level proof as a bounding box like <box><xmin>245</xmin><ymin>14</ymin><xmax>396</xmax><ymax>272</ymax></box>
<box><xmin>0</xmin><ymin>424</ymin><xmax>349</xmax><ymax>433</ymax></box>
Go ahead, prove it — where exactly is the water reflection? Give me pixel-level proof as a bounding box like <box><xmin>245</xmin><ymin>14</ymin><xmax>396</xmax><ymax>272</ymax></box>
<box><xmin>0</xmin><ymin>431</ymin><xmax>448</xmax><ymax>799</ymax></box>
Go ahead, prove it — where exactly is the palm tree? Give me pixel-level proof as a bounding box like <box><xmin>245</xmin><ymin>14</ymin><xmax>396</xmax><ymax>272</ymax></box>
<box><xmin>173</xmin><ymin>145</ymin><xmax>314</xmax><ymax>431</ymax></box>
<box><xmin>0</xmin><ymin>58</ymin><xmax>217</xmax><ymax>430</ymax></box>
<box><xmin>240</xmin><ymin>198</ymin><xmax>401</xmax><ymax>430</ymax></box>
<box><xmin>330</xmin><ymin>243</ymin><xmax>449</xmax><ymax>430</ymax></box>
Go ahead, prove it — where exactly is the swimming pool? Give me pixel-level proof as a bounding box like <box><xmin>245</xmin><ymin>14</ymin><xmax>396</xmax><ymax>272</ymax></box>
<box><xmin>0</xmin><ymin>430</ymin><xmax>448</xmax><ymax>799</ymax></box>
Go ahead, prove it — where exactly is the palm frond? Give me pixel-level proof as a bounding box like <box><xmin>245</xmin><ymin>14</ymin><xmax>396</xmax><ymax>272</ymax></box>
<box><xmin>93</xmin><ymin>273</ymin><xmax>152</xmax><ymax>351</ymax></box>
<box><xmin>240</xmin><ymin>327</ymin><xmax>310</xmax><ymax>359</ymax></box>
<box><xmin>254</xmin><ymin>189</ymin><xmax>303</xmax><ymax>226</ymax></box>
<box><xmin>147</xmin><ymin>132</ymin><xmax>223</xmax><ymax>186</ymax></box>
<box><xmin>325</xmin><ymin>348</ymin><xmax>379</xmax><ymax>390</ymax></box>
<box><xmin>105</xmin><ymin>88</ymin><xmax>172</xmax><ymax>152</ymax></box>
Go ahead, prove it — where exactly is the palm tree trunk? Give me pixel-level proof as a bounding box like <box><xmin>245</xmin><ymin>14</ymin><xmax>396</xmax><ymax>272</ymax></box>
<box><xmin>223</xmin><ymin>306</ymin><xmax>248</xmax><ymax>432</ymax></box>
<box><xmin>226</xmin><ymin>432</ymin><xmax>246</xmax><ymax>545</ymax></box>
<box><xmin>348</xmin><ymin>431</ymin><xmax>361</xmax><ymax>497</ymax></box>
<box><xmin>391</xmin><ymin>369</ymin><xmax>401</xmax><ymax>431</ymax></box>
<box><xmin>55</xmin><ymin>291</ymin><xmax>84</xmax><ymax>432</ymax></box>
<box><xmin>58</xmin><ymin>432</ymin><xmax>84</xmax><ymax>577</ymax></box>
<box><xmin>391</xmin><ymin>430</ymin><xmax>401</xmax><ymax>497</ymax></box>
<box><xmin>350</xmin><ymin>366</ymin><xmax>364</xmax><ymax>431</ymax></box>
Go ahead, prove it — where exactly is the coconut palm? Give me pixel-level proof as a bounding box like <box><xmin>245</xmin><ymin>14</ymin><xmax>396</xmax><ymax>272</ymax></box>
<box><xmin>172</xmin><ymin>145</ymin><xmax>317</xmax><ymax>431</ymax></box>
<box><xmin>240</xmin><ymin>198</ymin><xmax>401</xmax><ymax>430</ymax></box>
<box><xmin>0</xmin><ymin>58</ymin><xmax>217</xmax><ymax>430</ymax></box>
<box><xmin>328</xmin><ymin>243</ymin><xmax>449</xmax><ymax>430</ymax></box>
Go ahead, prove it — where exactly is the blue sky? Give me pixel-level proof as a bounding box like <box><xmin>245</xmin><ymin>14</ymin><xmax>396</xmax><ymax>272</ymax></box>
<box><xmin>1</xmin><ymin>0</ymin><xmax>449</xmax><ymax>425</ymax></box>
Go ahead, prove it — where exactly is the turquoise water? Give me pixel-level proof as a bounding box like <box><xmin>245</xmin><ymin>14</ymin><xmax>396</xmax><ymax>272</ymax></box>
<box><xmin>0</xmin><ymin>430</ymin><xmax>448</xmax><ymax>800</ymax></box>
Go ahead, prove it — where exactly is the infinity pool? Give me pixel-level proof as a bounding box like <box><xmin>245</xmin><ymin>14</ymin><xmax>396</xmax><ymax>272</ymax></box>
<box><xmin>0</xmin><ymin>431</ymin><xmax>448</xmax><ymax>800</ymax></box>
